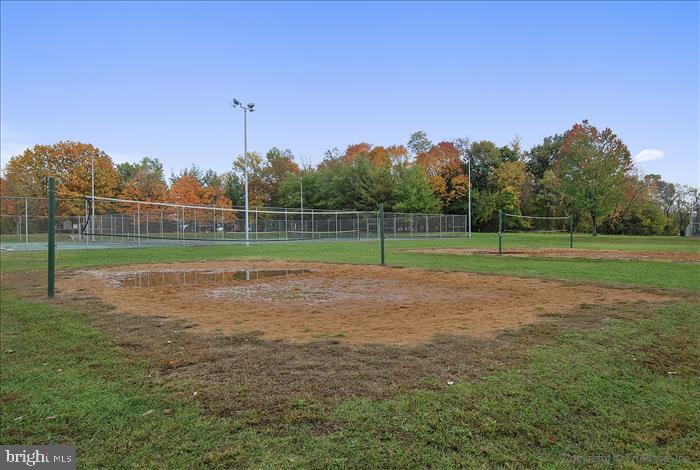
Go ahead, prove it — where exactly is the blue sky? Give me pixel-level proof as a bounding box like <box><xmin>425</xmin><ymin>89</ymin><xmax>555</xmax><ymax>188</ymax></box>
<box><xmin>1</xmin><ymin>1</ymin><xmax>698</xmax><ymax>185</ymax></box>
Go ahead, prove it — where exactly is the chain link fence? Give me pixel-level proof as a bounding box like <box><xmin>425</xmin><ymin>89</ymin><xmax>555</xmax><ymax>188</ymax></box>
<box><xmin>1</xmin><ymin>196</ymin><xmax>471</xmax><ymax>251</ymax></box>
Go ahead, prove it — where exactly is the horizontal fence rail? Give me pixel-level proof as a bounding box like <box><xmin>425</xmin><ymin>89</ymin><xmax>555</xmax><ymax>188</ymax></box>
<box><xmin>1</xmin><ymin>195</ymin><xmax>471</xmax><ymax>251</ymax></box>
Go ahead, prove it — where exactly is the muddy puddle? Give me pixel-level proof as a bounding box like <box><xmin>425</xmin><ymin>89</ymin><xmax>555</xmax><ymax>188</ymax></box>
<box><xmin>115</xmin><ymin>269</ymin><xmax>310</xmax><ymax>288</ymax></box>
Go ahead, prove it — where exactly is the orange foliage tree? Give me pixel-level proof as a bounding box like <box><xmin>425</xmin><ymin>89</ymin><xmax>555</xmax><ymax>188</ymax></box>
<box><xmin>415</xmin><ymin>141</ymin><xmax>468</xmax><ymax>208</ymax></box>
<box><xmin>340</xmin><ymin>143</ymin><xmax>407</xmax><ymax>169</ymax></box>
<box><xmin>342</xmin><ymin>143</ymin><xmax>372</xmax><ymax>164</ymax></box>
<box><xmin>168</xmin><ymin>175</ymin><xmax>207</xmax><ymax>206</ymax></box>
<box><xmin>2</xmin><ymin>142</ymin><xmax>120</xmax><ymax>215</ymax></box>
<box><xmin>118</xmin><ymin>157</ymin><xmax>168</xmax><ymax>203</ymax></box>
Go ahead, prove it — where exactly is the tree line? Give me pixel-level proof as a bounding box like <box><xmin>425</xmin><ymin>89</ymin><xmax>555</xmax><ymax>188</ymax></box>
<box><xmin>1</xmin><ymin>120</ymin><xmax>697</xmax><ymax>235</ymax></box>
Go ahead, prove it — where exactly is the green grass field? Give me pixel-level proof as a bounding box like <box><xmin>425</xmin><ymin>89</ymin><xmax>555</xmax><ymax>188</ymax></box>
<box><xmin>1</xmin><ymin>233</ymin><xmax>699</xmax><ymax>468</ymax></box>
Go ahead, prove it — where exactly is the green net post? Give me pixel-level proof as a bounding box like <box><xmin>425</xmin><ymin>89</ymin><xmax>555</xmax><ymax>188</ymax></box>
<box><xmin>379</xmin><ymin>203</ymin><xmax>385</xmax><ymax>265</ymax></box>
<box><xmin>569</xmin><ymin>215</ymin><xmax>574</xmax><ymax>249</ymax></box>
<box><xmin>498</xmin><ymin>210</ymin><xmax>503</xmax><ymax>255</ymax></box>
<box><xmin>48</xmin><ymin>177</ymin><xmax>56</xmax><ymax>297</ymax></box>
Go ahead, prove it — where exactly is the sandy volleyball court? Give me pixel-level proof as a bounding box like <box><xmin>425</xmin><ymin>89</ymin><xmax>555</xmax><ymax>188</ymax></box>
<box><xmin>58</xmin><ymin>260</ymin><xmax>669</xmax><ymax>344</ymax></box>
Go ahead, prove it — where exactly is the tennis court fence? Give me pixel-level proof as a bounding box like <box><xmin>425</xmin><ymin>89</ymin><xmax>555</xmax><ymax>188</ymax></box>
<box><xmin>1</xmin><ymin>195</ymin><xmax>471</xmax><ymax>250</ymax></box>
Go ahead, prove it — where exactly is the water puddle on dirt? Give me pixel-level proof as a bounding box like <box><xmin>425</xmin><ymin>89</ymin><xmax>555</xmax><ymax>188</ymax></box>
<box><xmin>115</xmin><ymin>269</ymin><xmax>310</xmax><ymax>288</ymax></box>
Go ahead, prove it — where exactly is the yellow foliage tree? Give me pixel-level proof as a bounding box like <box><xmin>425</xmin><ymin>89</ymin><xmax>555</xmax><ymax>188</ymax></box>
<box><xmin>2</xmin><ymin>142</ymin><xmax>120</xmax><ymax>215</ymax></box>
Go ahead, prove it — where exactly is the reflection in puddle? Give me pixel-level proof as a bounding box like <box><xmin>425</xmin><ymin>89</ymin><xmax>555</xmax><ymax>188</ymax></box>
<box><xmin>116</xmin><ymin>269</ymin><xmax>310</xmax><ymax>288</ymax></box>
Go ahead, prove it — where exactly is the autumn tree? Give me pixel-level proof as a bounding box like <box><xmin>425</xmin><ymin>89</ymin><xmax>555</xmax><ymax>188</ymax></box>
<box><xmin>416</xmin><ymin>141</ymin><xmax>468</xmax><ymax>210</ymax></box>
<box><xmin>407</xmin><ymin>131</ymin><xmax>432</xmax><ymax>159</ymax></box>
<box><xmin>232</xmin><ymin>152</ymin><xmax>266</xmax><ymax>207</ymax></box>
<box><xmin>168</xmin><ymin>174</ymin><xmax>206</xmax><ymax>206</ymax></box>
<box><xmin>118</xmin><ymin>157</ymin><xmax>167</xmax><ymax>202</ymax></box>
<box><xmin>386</xmin><ymin>145</ymin><xmax>410</xmax><ymax>167</ymax></box>
<box><xmin>170</xmin><ymin>164</ymin><xmax>205</xmax><ymax>186</ymax></box>
<box><xmin>595</xmin><ymin>172</ymin><xmax>658</xmax><ymax>235</ymax></box>
<box><xmin>2</xmin><ymin>141</ymin><xmax>120</xmax><ymax>215</ymax></box>
<box><xmin>367</xmin><ymin>146</ymin><xmax>392</xmax><ymax>169</ymax></box>
<box><xmin>556</xmin><ymin>120</ymin><xmax>633</xmax><ymax>235</ymax></box>
<box><xmin>342</xmin><ymin>143</ymin><xmax>372</xmax><ymax>164</ymax></box>
<box><xmin>262</xmin><ymin>147</ymin><xmax>300</xmax><ymax>206</ymax></box>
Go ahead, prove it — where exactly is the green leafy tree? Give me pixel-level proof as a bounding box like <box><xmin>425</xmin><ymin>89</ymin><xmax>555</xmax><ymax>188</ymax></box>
<box><xmin>117</xmin><ymin>157</ymin><xmax>167</xmax><ymax>202</ymax></box>
<box><xmin>117</xmin><ymin>157</ymin><xmax>164</xmax><ymax>186</ymax></box>
<box><xmin>467</xmin><ymin>140</ymin><xmax>501</xmax><ymax>191</ymax></box>
<box><xmin>407</xmin><ymin>131</ymin><xmax>432</xmax><ymax>159</ymax></box>
<box><xmin>556</xmin><ymin>120</ymin><xmax>633</xmax><ymax>235</ymax></box>
<box><xmin>392</xmin><ymin>166</ymin><xmax>441</xmax><ymax>213</ymax></box>
<box><xmin>471</xmin><ymin>189</ymin><xmax>499</xmax><ymax>231</ymax></box>
<box><xmin>525</xmin><ymin>135</ymin><xmax>564</xmax><ymax>180</ymax></box>
<box><xmin>170</xmin><ymin>164</ymin><xmax>203</xmax><ymax>186</ymax></box>
<box><xmin>671</xmin><ymin>185</ymin><xmax>699</xmax><ymax>234</ymax></box>
<box><xmin>262</xmin><ymin>147</ymin><xmax>299</xmax><ymax>206</ymax></box>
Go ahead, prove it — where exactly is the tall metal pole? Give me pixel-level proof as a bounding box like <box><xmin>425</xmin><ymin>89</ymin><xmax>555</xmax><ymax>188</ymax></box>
<box><xmin>498</xmin><ymin>210</ymin><xmax>503</xmax><ymax>255</ymax></box>
<box><xmin>468</xmin><ymin>156</ymin><xmax>472</xmax><ymax>238</ymax></box>
<box><xmin>300</xmin><ymin>176</ymin><xmax>304</xmax><ymax>236</ymax></box>
<box><xmin>91</xmin><ymin>154</ymin><xmax>95</xmax><ymax>241</ymax></box>
<box><xmin>244</xmin><ymin>108</ymin><xmax>250</xmax><ymax>246</ymax></box>
<box><xmin>379</xmin><ymin>203</ymin><xmax>385</xmax><ymax>266</ymax></box>
<box><xmin>569</xmin><ymin>215</ymin><xmax>574</xmax><ymax>249</ymax></box>
<box><xmin>24</xmin><ymin>197</ymin><xmax>29</xmax><ymax>244</ymax></box>
<box><xmin>232</xmin><ymin>98</ymin><xmax>254</xmax><ymax>245</ymax></box>
<box><xmin>48</xmin><ymin>178</ymin><xmax>56</xmax><ymax>297</ymax></box>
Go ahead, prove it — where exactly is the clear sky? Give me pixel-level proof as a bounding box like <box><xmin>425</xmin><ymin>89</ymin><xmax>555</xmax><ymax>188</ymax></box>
<box><xmin>1</xmin><ymin>1</ymin><xmax>698</xmax><ymax>186</ymax></box>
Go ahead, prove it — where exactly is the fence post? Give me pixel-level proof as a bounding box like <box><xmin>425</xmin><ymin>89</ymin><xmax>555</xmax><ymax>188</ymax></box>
<box><xmin>48</xmin><ymin>178</ymin><xmax>56</xmax><ymax>297</ymax></box>
<box><xmin>137</xmin><ymin>203</ymin><xmax>141</xmax><ymax>247</ymax></box>
<box><xmin>23</xmin><ymin>197</ymin><xmax>29</xmax><ymax>244</ymax></box>
<box><xmin>569</xmin><ymin>215</ymin><xmax>574</xmax><ymax>249</ymax></box>
<box><xmin>498</xmin><ymin>210</ymin><xmax>503</xmax><ymax>255</ymax></box>
<box><xmin>379</xmin><ymin>203</ymin><xmax>385</xmax><ymax>266</ymax></box>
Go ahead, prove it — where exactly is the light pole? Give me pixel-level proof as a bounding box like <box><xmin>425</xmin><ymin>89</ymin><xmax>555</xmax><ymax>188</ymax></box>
<box><xmin>231</xmin><ymin>98</ymin><xmax>255</xmax><ymax>245</ymax></box>
<box><xmin>300</xmin><ymin>175</ymin><xmax>304</xmax><ymax>234</ymax></box>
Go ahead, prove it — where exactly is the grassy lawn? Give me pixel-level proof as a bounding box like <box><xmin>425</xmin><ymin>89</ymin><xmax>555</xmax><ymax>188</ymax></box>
<box><xmin>1</xmin><ymin>234</ymin><xmax>699</xmax><ymax>467</ymax></box>
<box><xmin>2</xmin><ymin>233</ymin><xmax>699</xmax><ymax>291</ymax></box>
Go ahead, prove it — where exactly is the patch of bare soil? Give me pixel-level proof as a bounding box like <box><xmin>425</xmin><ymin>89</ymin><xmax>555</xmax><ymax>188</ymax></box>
<box><xmin>54</xmin><ymin>261</ymin><xmax>668</xmax><ymax>344</ymax></box>
<box><xmin>0</xmin><ymin>269</ymin><xmax>687</xmax><ymax>427</ymax></box>
<box><xmin>402</xmin><ymin>247</ymin><xmax>700</xmax><ymax>262</ymax></box>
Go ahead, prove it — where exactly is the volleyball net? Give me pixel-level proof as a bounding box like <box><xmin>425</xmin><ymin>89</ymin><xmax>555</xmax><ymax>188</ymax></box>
<box><xmin>498</xmin><ymin>210</ymin><xmax>573</xmax><ymax>254</ymax></box>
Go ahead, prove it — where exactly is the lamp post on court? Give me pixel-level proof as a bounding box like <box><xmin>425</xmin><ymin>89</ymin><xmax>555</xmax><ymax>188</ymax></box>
<box><xmin>231</xmin><ymin>98</ymin><xmax>255</xmax><ymax>245</ymax></box>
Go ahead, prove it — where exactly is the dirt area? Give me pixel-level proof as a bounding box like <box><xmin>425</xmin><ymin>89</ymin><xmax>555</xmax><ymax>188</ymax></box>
<box><xmin>55</xmin><ymin>260</ymin><xmax>669</xmax><ymax>345</ymax></box>
<box><xmin>1</xmin><ymin>266</ymin><xmax>686</xmax><ymax>425</ymax></box>
<box><xmin>402</xmin><ymin>247</ymin><xmax>700</xmax><ymax>262</ymax></box>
